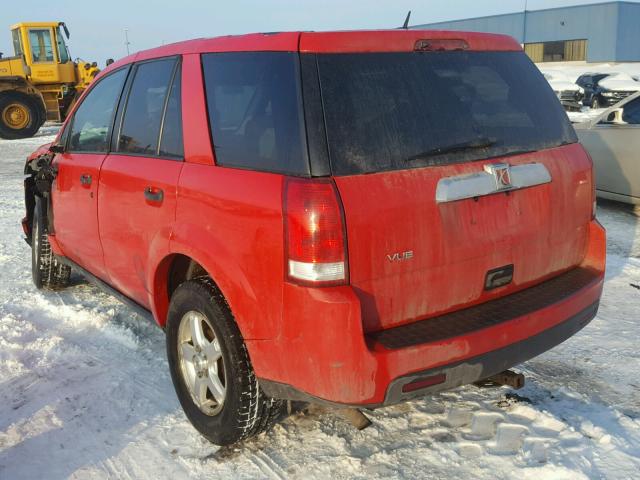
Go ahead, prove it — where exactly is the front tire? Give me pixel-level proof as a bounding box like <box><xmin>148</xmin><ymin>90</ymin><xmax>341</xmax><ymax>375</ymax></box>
<box><xmin>0</xmin><ymin>92</ymin><xmax>42</xmax><ymax>139</ymax></box>
<box><xmin>166</xmin><ymin>278</ymin><xmax>284</xmax><ymax>446</ymax></box>
<box><xmin>31</xmin><ymin>197</ymin><xmax>71</xmax><ymax>290</ymax></box>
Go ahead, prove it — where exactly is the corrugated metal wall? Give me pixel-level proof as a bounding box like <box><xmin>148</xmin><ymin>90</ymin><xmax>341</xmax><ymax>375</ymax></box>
<box><xmin>412</xmin><ymin>1</ymin><xmax>640</xmax><ymax>63</ymax></box>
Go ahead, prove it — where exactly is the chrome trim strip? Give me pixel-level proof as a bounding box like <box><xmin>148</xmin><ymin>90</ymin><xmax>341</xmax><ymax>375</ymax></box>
<box><xmin>436</xmin><ymin>163</ymin><xmax>551</xmax><ymax>203</ymax></box>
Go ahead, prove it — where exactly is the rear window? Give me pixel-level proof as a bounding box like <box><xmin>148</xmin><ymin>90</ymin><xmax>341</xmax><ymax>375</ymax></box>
<box><xmin>202</xmin><ymin>52</ymin><xmax>308</xmax><ymax>176</ymax></box>
<box><xmin>315</xmin><ymin>51</ymin><xmax>577</xmax><ymax>175</ymax></box>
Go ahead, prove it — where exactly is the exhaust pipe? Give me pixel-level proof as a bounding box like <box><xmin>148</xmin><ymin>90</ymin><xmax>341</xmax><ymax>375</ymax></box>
<box><xmin>474</xmin><ymin>370</ymin><xmax>525</xmax><ymax>390</ymax></box>
<box><xmin>337</xmin><ymin>408</ymin><xmax>373</xmax><ymax>430</ymax></box>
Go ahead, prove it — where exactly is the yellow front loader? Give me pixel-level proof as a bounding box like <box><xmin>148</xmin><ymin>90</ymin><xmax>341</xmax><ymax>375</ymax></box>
<box><xmin>0</xmin><ymin>22</ymin><xmax>101</xmax><ymax>139</ymax></box>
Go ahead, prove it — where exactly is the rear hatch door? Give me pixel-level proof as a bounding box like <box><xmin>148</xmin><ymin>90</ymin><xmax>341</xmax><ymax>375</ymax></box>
<box><xmin>307</xmin><ymin>44</ymin><xmax>593</xmax><ymax>332</ymax></box>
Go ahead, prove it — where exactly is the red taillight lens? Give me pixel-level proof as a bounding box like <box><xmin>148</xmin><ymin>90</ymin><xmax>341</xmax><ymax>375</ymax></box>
<box><xmin>284</xmin><ymin>178</ymin><xmax>348</xmax><ymax>286</ymax></box>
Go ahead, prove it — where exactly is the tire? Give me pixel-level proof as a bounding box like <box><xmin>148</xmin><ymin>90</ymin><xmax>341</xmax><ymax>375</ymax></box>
<box><xmin>31</xmin><ymin>197</ymin><xmax>71</xmax><ymax>290</ymax></box>
<box><xmin>0</xmin><ymin>92</ymin><xmax>42</xmax><ymax>139</ymax></box>
<box><xmin>166</xmin><ymin>277</ymin><xmax>285</xmax><ymax>446</ymax></box>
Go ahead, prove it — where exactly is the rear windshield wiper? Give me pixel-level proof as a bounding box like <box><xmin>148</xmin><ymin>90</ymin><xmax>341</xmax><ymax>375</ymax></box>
<box><xmin>407</xmin><ymin>137</ymin><xmax>497</xmax><ymax>161</ymax></box>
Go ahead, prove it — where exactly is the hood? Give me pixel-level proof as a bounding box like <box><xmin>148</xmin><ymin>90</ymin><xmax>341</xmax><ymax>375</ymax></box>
<box><xmin>549</xmin><ymin>80</ymin><xmax>581</xmax><ymax>92</ymax></box>
<box><xmin>27</xmin><ymin>142</ymin><xmax>53</xmax><ymax>160</ymax></box>
<box><xmin>599</xmin><ymin>74</ymin><xmax>640</xmax><ymax>91</ymax></box>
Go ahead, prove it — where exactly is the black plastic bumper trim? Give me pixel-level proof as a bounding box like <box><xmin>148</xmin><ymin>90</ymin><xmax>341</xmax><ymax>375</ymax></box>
<box><xmin>368</xmin><ymin>267</ymin><xmax>599</xmax><ymax>350</ymax></box>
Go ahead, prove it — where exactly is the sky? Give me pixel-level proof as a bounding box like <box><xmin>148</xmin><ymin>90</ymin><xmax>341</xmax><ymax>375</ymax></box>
<box><xmin>1</xmin><ymin>0</ymin><xmax>638</xmax><ymax>65</ymax></box>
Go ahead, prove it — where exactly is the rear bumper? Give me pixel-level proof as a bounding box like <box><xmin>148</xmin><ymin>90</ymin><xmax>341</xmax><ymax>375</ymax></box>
<box><xmin>253</xmin><ymin>221</ymin><xmax>606</xmax><ymax>407</ymax></box>
<box><xmin>260</xmin><ymin>301</ymin><xmax>598</xmax><ymax>407</ymax></box>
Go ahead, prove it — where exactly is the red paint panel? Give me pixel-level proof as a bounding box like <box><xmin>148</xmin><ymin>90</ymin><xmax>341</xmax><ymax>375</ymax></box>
<box><xmin>334</xmin><ymin>143</ymin><xmax>594</xmax><ymax>332</ymax></box>
<box><xmin>172</xmin><ymin>164</ymin><xmax>285</xmax><ymax>340</ymax></box>
<box><xmin>182</xmin><ymin>54</ymin><xmax>214</xmax><ymax>166</ymax></box>
<box><xmin>99</xmin><ymin>155</ymin><xmax>182</xmax><ymax>307</ymax></box>
<box><xmin>300</xmin><ymin>30</ymin><xmax>521</xmax><ymax>53</ymax></box>
<box><xmin>52</xmin><ymin>152</ymin><xmax>109</xmax><ymax>279</ymax></box>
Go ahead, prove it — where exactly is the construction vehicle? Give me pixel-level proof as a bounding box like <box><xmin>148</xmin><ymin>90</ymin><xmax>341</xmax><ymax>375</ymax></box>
<box><xmin>0</xmin><ymin>22</ymin><xmax>100</xmax><ymax>139</ymax></box>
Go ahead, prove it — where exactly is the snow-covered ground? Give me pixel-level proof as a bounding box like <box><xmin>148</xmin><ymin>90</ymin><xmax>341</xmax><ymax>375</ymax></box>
<box><xmin>1</xmin><ymin>128</ymin><xmax>639</xmax><ymax>480</ymax></box>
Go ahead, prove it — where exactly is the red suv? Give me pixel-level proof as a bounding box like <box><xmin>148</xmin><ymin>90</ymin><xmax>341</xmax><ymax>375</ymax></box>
<box><xmin>22</xmin><ymin>30</ymin><xmax>606</xmax><ymax>446</ymax></box>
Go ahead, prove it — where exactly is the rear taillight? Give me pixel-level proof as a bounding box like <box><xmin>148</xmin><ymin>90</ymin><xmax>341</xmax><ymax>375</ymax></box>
<box><xmin>284</xmin><ymin>178</ymin><xmax>348</xmax><ymax>286</ymax></box>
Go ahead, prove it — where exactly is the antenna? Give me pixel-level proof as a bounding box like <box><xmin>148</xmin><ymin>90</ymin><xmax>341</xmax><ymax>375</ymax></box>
<box><xmin>124</xmin><ymin>28</ymin><xmax>131</xmax><ymax>55</ymax></box>
<box><xmin>402</xmin><ymin>10</ymin><xmax>412</xmax><ymax>30</ymax></box>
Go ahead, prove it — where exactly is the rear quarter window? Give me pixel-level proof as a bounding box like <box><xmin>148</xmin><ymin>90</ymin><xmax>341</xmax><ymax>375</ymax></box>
<box><xmin>201</xmin><ymin>52</ymin><xmax>309</xmax><ymax>176</ymax></box>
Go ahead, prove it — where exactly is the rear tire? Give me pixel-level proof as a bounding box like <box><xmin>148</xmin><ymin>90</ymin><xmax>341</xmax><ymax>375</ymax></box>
<box><xmin>166</xmin><ymin>277</ymin><xmax>285</xmax><ymax>446</ymax></box>
<box><xmin>0</xmin><ymin>92</ymin><xmax>42</xmax><ymax>139</ymax></box>
<box><xmin>31</xmin><ymin>197</ymin><xmax>71</xmax><ymax>290</ymax></box>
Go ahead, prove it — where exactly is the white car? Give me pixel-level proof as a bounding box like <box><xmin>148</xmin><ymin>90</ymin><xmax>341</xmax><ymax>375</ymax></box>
<box><xmin>574</xmin><ymin>91</ymin><xmax>640</xmax><ymax>206</ymax></box>
<box><xmin>542</xmin><ymin>71</ymin><xmax>584</xmax><ymax>110</ymax></box>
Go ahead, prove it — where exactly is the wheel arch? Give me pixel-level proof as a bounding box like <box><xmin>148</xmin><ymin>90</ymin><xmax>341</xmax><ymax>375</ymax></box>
<box><xmin>149</xmin><ymin>244</ymin><xmax>258</xmax><ymax>338</ymax></box>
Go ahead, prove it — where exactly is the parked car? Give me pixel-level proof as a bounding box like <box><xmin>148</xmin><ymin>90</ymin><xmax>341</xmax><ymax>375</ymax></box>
<box><xmin>21</xmin><ymin>30</ymin><xmax>606</xmax><ymax>446</ymax></box>
<box><xmin>575</xmin><ymin>91</ymin><xmax>640</xmax><ymax>206</ymax></box>
<box><xmin>542</xmin><ymin>70</ymin><xmax>584</xmax><ymax>110</ymax></box>
<box><xmin>576</xmin><ymin>72</ymin><xmax>640</xmax><ymax>109</ymax></box>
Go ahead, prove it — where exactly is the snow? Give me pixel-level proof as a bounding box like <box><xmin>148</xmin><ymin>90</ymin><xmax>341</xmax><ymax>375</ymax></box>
<box><xmin>1</xmin><ymin>127</ymin><xmax>640</xmax><ymax>479</ymax></box>
<box><xmin>541</xmin><ymin>71</ymin><xmax>582</xmax><ymax>93</ymax></box>
<box><xmin>536</xmin><ymin>62</ymin><xmax>640</xmax><ymax>124</ymax></box>
<box><xmin>536</xmin><ymin>62</ymin><xmax>640</xmax><ymax>84</ymax></box>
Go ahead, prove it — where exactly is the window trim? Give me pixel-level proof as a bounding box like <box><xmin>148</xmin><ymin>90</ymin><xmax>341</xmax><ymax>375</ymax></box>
<box><xmin>157</xmin><ymin>57</ymin><xmax>184</xmax><ymax>160</ymax></box>
<box><xmin>112</xmin><ymin>55</ymin><xmax>184</xmax><ymax>162</ymax></box>
<box><xmin>65</xmin><ymin>65</ymin><xmax>132</xmax><ymax>154</ymax></box>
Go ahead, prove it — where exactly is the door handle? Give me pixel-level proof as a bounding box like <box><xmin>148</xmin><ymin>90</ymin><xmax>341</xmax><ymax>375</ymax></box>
<box><xmin>80</xmin><ymin>174</ymin><xmax>92</xmax><ymax>186</ymax></box>
<box><xmin>144</xmin><ymin>186</ymin><xmax>164</xmax><ymax>203</ymax></box>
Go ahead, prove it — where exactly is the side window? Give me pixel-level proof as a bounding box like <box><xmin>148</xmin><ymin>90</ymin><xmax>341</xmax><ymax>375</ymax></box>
<box><xmin>29</xmin><ymin>29</ymin><xmax>54</xmax><ymax>63</ymax></box>
<box><xmin>12</xmin><ymin>29</ymin><xmax>22</xmax><ymax>57</ymax></box>
<box><xmin>622</xmin><ymin>97</ymin><xmax>640</xmax><ymax>125</ymax></box>
<box><xmin>158</xmin><ymin>63</ymin><xmax>183</xmax><ymax>158</ymax></box>
<box><xmin>68</xmin><ymin>68</ymin><xmax>128</xmax><ymax>152</ymax></box>
<box><xmin>201</xmin><ymin>52</ymin><xmax>307</xmax><ymax>175</ymax></box>
<box><xmin>117</xmin><ymin>58</ymin><xmax>176</xmax><ymax>156</ymax></box>
<box><xmin>578</xmin><ymin>75</ymin><xmax>592</xmax><ymax>87</ymax></box>
<box><xmin>55</xmin><ymin>26</ymin><xmax>70</xmax><ymax>63</ymax></box>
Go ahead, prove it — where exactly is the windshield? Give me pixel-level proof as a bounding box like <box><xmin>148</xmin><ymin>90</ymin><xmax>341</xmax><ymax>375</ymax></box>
<box><xmin>315</xmin><ymin>51</ymin><xmax>577</xmax><ymax>175</ymax></box>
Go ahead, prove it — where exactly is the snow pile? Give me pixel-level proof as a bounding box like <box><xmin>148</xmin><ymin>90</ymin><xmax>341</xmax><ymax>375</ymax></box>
<box><xmin>1</xmin><ymin>128</ymin><xmax>639</xmax><ymax>479</ymax></box>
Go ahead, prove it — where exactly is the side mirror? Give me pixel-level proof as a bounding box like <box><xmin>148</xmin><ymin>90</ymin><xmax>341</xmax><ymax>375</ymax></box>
<box><xmin>49</xmin><ymin>144</ymin><xmax>65</xmax><ymax>154</ymax></box>
<box><xmin>603</xmin><ymin>108</ymin><xmax>625</xmax><ymax>124</ymax></box>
